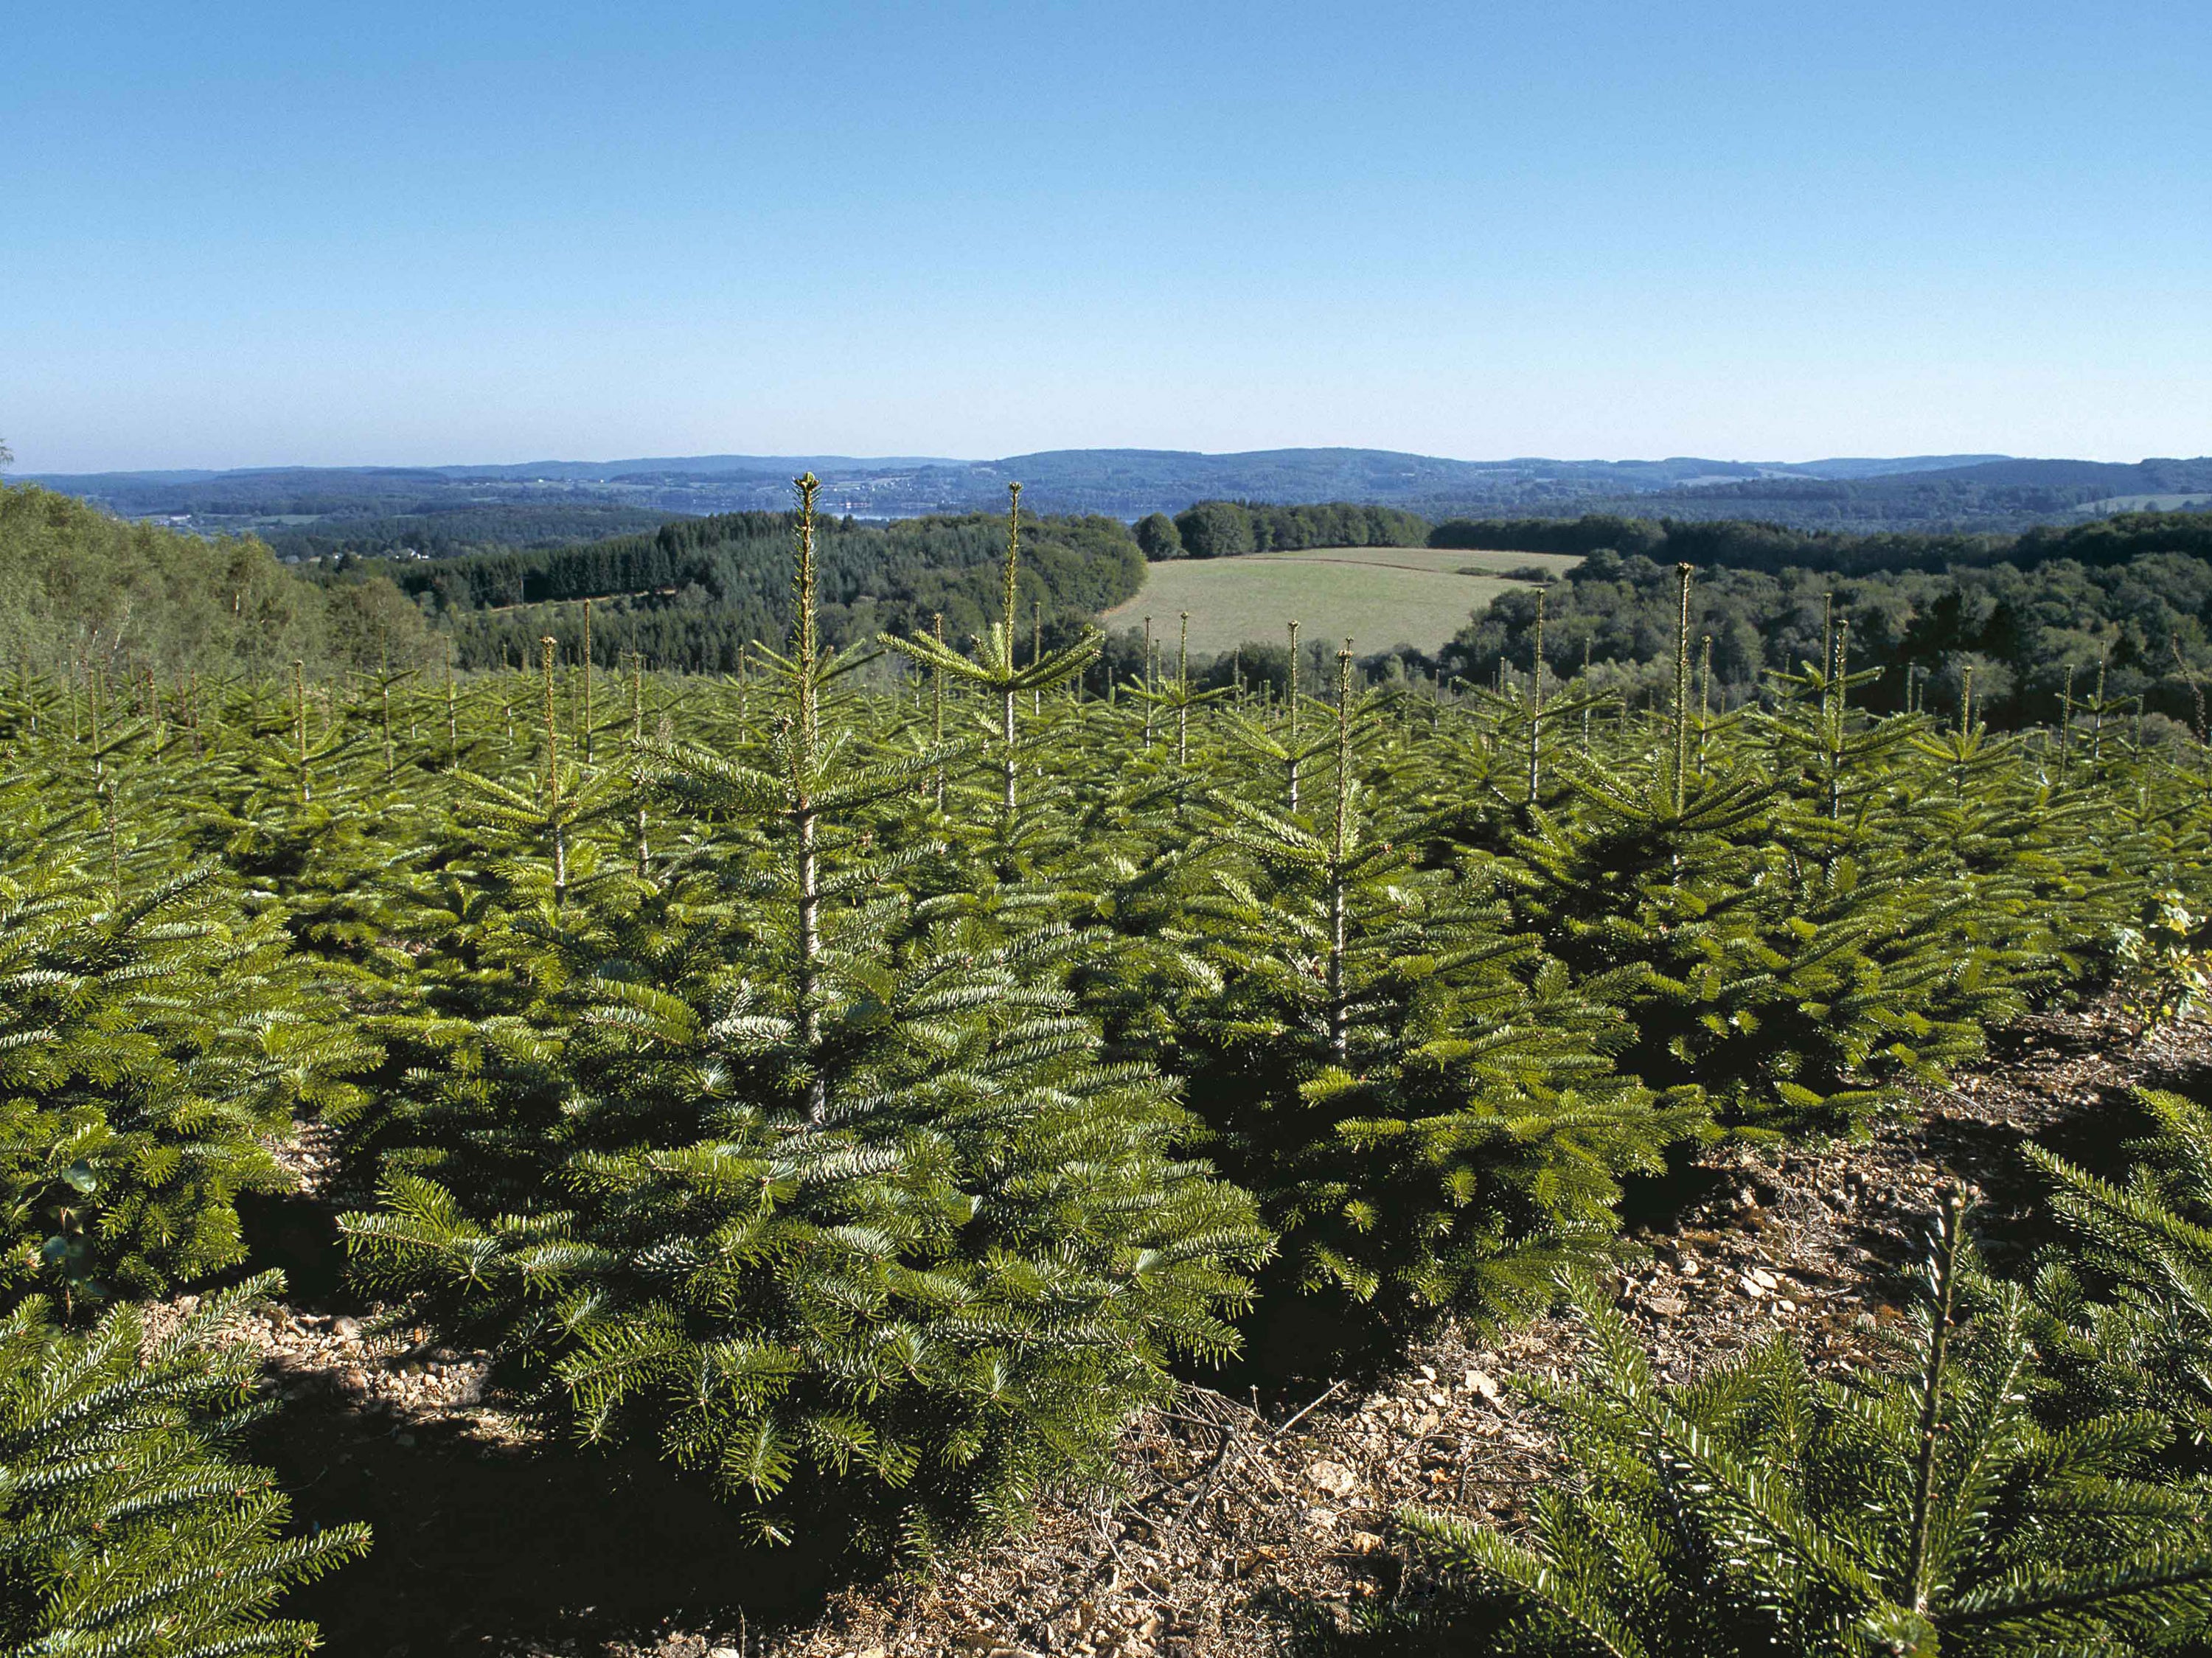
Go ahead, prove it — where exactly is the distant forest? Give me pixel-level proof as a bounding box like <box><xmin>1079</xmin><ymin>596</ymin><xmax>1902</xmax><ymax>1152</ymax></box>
<box><xmin>1135</xmin><ymin>501</ymin><xmax>1432</xmax><ymax>559</ymax></box>
<box><xmin>10</xmin><ymin>472</ymin><xmax>2212</xmax><ymax>724</ymax></box>
<box><xmin>348</xmin><ymin>501</ymin><xmax>2212</xmax><ymax>700</ymax></box>
<box><xmin>1107</xmin><ymin>498</ymin><xmax>2212</xmax><ymax>581</ymax></box>
<box><xmin>1425</xmin><ymin>507</ymin><xmax>2212</xmax><ymax>577</ymax></box>
<box><xmin>1407</xmin><ymin>457</ymin><xmax>2212</xmax><ymax>534</ymax></box>
<box><xmin>1427</xmin><ymin>512</ymin><xmax>2212</xmax><ymax>735</ymax></box>
<box><xmin>366</xmin><ymin>508</ymin><xmax>1147</xmax><ymax>672</ymax></box>
<box><xmin>265</xmin><ymin>503</ymin><xmax>672</xmax><ymax>561</ymax></box>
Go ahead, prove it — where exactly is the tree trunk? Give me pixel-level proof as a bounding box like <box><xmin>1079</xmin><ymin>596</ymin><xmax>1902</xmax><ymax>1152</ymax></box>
<box><xmin>798</xmin><ymin>795</ymin><xmax>824</xmax><ymax>1121</ymax></box>
<box><xmin>1003</xmin><ymin>686</ymin><xmax>1018</xmax><ymax>822</ymax></box>
<box><xmin>1327</xmin><ymin>866</ymin><xmax>1348</xmax><ymax>1062</ymax></box>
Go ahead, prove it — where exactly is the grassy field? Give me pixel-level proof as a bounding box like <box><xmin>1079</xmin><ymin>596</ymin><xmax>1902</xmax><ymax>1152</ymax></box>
<box><xmin>1099</xmin><ymin>546</ymin><xmax>1583</xmax><ymax>656</ymax></box>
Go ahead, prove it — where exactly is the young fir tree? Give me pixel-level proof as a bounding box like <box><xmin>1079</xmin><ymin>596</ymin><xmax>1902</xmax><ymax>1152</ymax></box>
<box><xmin>174</xmin><ymin>658</ymin><xmax>418</xmax><ymax>972</ymax></box>
<box><xmin>1878</xmin><ymin>681</ymin><xmax>2115</xmax><ymax>1003</ymax></box>
<box><xmin>880</xmin><ymin>482</ymin><xmax>1103</xmax><ymax>846</ymax></box>
<box><xmin>1122</xmin><ymin>612</ymin><xmax>1231</xmax><ymax>771</ymax></box>
<box><xmin>1394</xmin><ymin>1195</ymin><xmax>2212</xmax><ymax>1657</ymax></box>
<box><xmin>1210</xmin><ymin>621</ymin><xmax>1333</xmax><ymax>814</ymax></box>
<box><xmin>2026</xmin><ymin>1085</ymin><xmax>2212</xmax><ymax>1461</ymax></box>
<box><xmin>0</xmin><ymin>851</ymin><xmax>374</xmax><ymax>1309</ymax></box>
<box><xmin>1180</xmin><ymin>649</ymin><xmax>1685</xmax><ymax>1317</ymax></box>
<box><xmin>442</xmin><ymin>636</ymin><xmax>638</xmax><ymax>913</ymax></box>
<box><xmin>342</xmin><ymin>477</ymin><xmax>1267</xmax><ymax>1553</ymax></box>
<box><xmin>0</xmin><ymin>687</ymin><xmax>378</xmax><ymax>1643</ymax></box>
<box><xmin>1500</xmin><ymin>594</ymin><xmax>2044</xmax><ymax>1136</ymax></box>
<box><xmin>0</xmin><ymin>1274</ymin><xmax>369</xmax><ymax>1656</ymax></box>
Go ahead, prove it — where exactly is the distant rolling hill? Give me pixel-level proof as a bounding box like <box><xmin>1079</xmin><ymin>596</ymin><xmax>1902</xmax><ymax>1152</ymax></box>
<box><xmin>1537</xmin><ymin>457</ymin><xmax>2212</xmax><ymax>535</ymax></box>
<box><xmin>21</xmin><ymin>448</ymin><xmax>2210</xmax><ymax>537</ymax></box>
<box><xmin>427</xmin><ymin>454</ymin><xmax>969</xmax><ymax>481</ymax></box>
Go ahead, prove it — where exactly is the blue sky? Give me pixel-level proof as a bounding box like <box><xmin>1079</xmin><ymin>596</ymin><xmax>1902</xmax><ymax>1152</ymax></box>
<box><xmin>4</xmin><ymin>0</ymin><xmax>2207</xmax><ymax>472</ymax></box>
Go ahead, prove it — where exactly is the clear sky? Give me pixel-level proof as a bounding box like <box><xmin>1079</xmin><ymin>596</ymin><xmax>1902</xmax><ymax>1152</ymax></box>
<box><xmin>4</xmin><ymin>0</ymin><xmax>2207</xmax><ymax>473</ymax></box>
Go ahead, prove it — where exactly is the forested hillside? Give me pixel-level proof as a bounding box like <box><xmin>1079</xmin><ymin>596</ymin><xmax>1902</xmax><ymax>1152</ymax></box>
<box><xmin>1427</xmin><ymin>504</ymin><xmax>2212</xmax><ymax>576</ymax></box>
<box><xmin>1413</xmin><ymin>456</ymin><xmax>2212</xmax><ymax>532</ymax></box>
<box><xmin>373</xmin><ymin>504</ymin><xmax>1146</xmax><ymax>670</ymax></box>
<box><xmin>1438</xmin><ymin>514</ymin><xmax>2212</xmax><ymax>731</ymax></box>
<box><xmin>16</xmin><ymin>477</ymin><xmax>2212</xmax><ymax>718</ymax></box>
<box><xmin>0</xmin><ymin>484</ymin><xmax>1147</xmax><ymax>680</ymax></box>
<box><xmin>265</xmin><ymin>501</ymin><xmax>673</xmax><ymax>561</ymax></box>
<box><xmin>0</xmin><ymin>482</ymin><xmax>441</xmax><ymax>679</ymax></box>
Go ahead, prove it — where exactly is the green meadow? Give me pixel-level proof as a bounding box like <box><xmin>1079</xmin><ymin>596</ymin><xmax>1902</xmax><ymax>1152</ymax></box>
<box><xmin>1099</xmin><ymin>545</ymin><xmax>1583</xmax><ymax>655</ymax></box>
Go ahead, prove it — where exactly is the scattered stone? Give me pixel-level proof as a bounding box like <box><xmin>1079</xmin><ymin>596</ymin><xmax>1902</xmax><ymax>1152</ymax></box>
<box><xmin>1304</xmin><ymin>1460</ymin><xmax>1358</xmax><ymax>1499</ymax></box>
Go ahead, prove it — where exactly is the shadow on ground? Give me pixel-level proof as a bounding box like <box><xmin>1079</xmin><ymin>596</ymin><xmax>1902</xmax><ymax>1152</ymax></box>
<box><xmin>1267</xmin><ymin>1589</ymin><xmax>1519</xmax><ymax>1658</ymax></box>
<box><xmin>229</xmin><ymin>1195</ymin><xmax>856</xmax><ymax>1657</ymax></box>
<box><xmin>233</xmin><ymin>1191</ymin><xmax>361</xmax><ymax>1308</ymax></box>
<box><xmin>249</xmin><ymin>1403</ymin><xmax>845</xmax><ymax>1657</ymax></box>
<box><xmin>1195</xmin><ymin>1256</ymin><xmax>1465</xmax><ymax>1412</ymax></box>
<box><xmin>1616</xmin><ymin>1140</ymin><xmax>1739</xmax><ymax>1236</ymax></box>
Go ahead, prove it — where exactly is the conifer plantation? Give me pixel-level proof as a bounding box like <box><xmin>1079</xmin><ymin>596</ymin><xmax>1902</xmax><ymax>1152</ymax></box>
<box><xmin>7</xmin><ymin>476</ymin><xmax>2212</xmax><ymax>1654</ymax></box>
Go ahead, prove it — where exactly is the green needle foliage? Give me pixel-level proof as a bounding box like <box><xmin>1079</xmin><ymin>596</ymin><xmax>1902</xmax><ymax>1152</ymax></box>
<box><xmin>0</xmin><ymin>716</ymin><xmax>378</xmax><ymax>1643</ymax></box>
<box><xmin>1397</xmin><ymin>1197</ymin><xmax>2212</xmax><ymax>1657</ymax></box>
<box><xmin>0</xmin><ymin>853</ymin><xmax>374</xmax><ymax>1309</ymax></box>
<box><xmin>1183</xmin><ymin>650</ymin><xmax>1684</xmax><ymax>1317</ymax></box>
<box><xmin>341</xmin><ymin>478</ymin><xmax>1267</xmax><ymax>1554</ymax></box>
<box><xmin>13</xmin><ymin>513</ymin><xmax>2212</xmax><ymax>1623</ymax></box>
<box><xmin>881</xmin><ymin>481</ymin><xmax>1103</xmax><ymax>833</ymax></box>
<box><xmin>0</xmin><ymin>1274</ymin><xmax>369</xmax><ymax>1657</ymax></box>
<box><xmin>2028</xmin><ymin>1084</ymin><xmax>2212</xmax><ymax>1459</ymax></box>
<box><xmin>1501</xmin><ymin>633</ymin><xmax>2059</xmax><ymax>1135</ymax></box>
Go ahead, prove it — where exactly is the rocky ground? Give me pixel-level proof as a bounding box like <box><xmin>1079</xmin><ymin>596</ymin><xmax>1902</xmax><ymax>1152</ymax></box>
<box><xmin>219</xmin><ymin>999</ymin><xmax>2200</xmax><ymax>1658</ymax></box>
